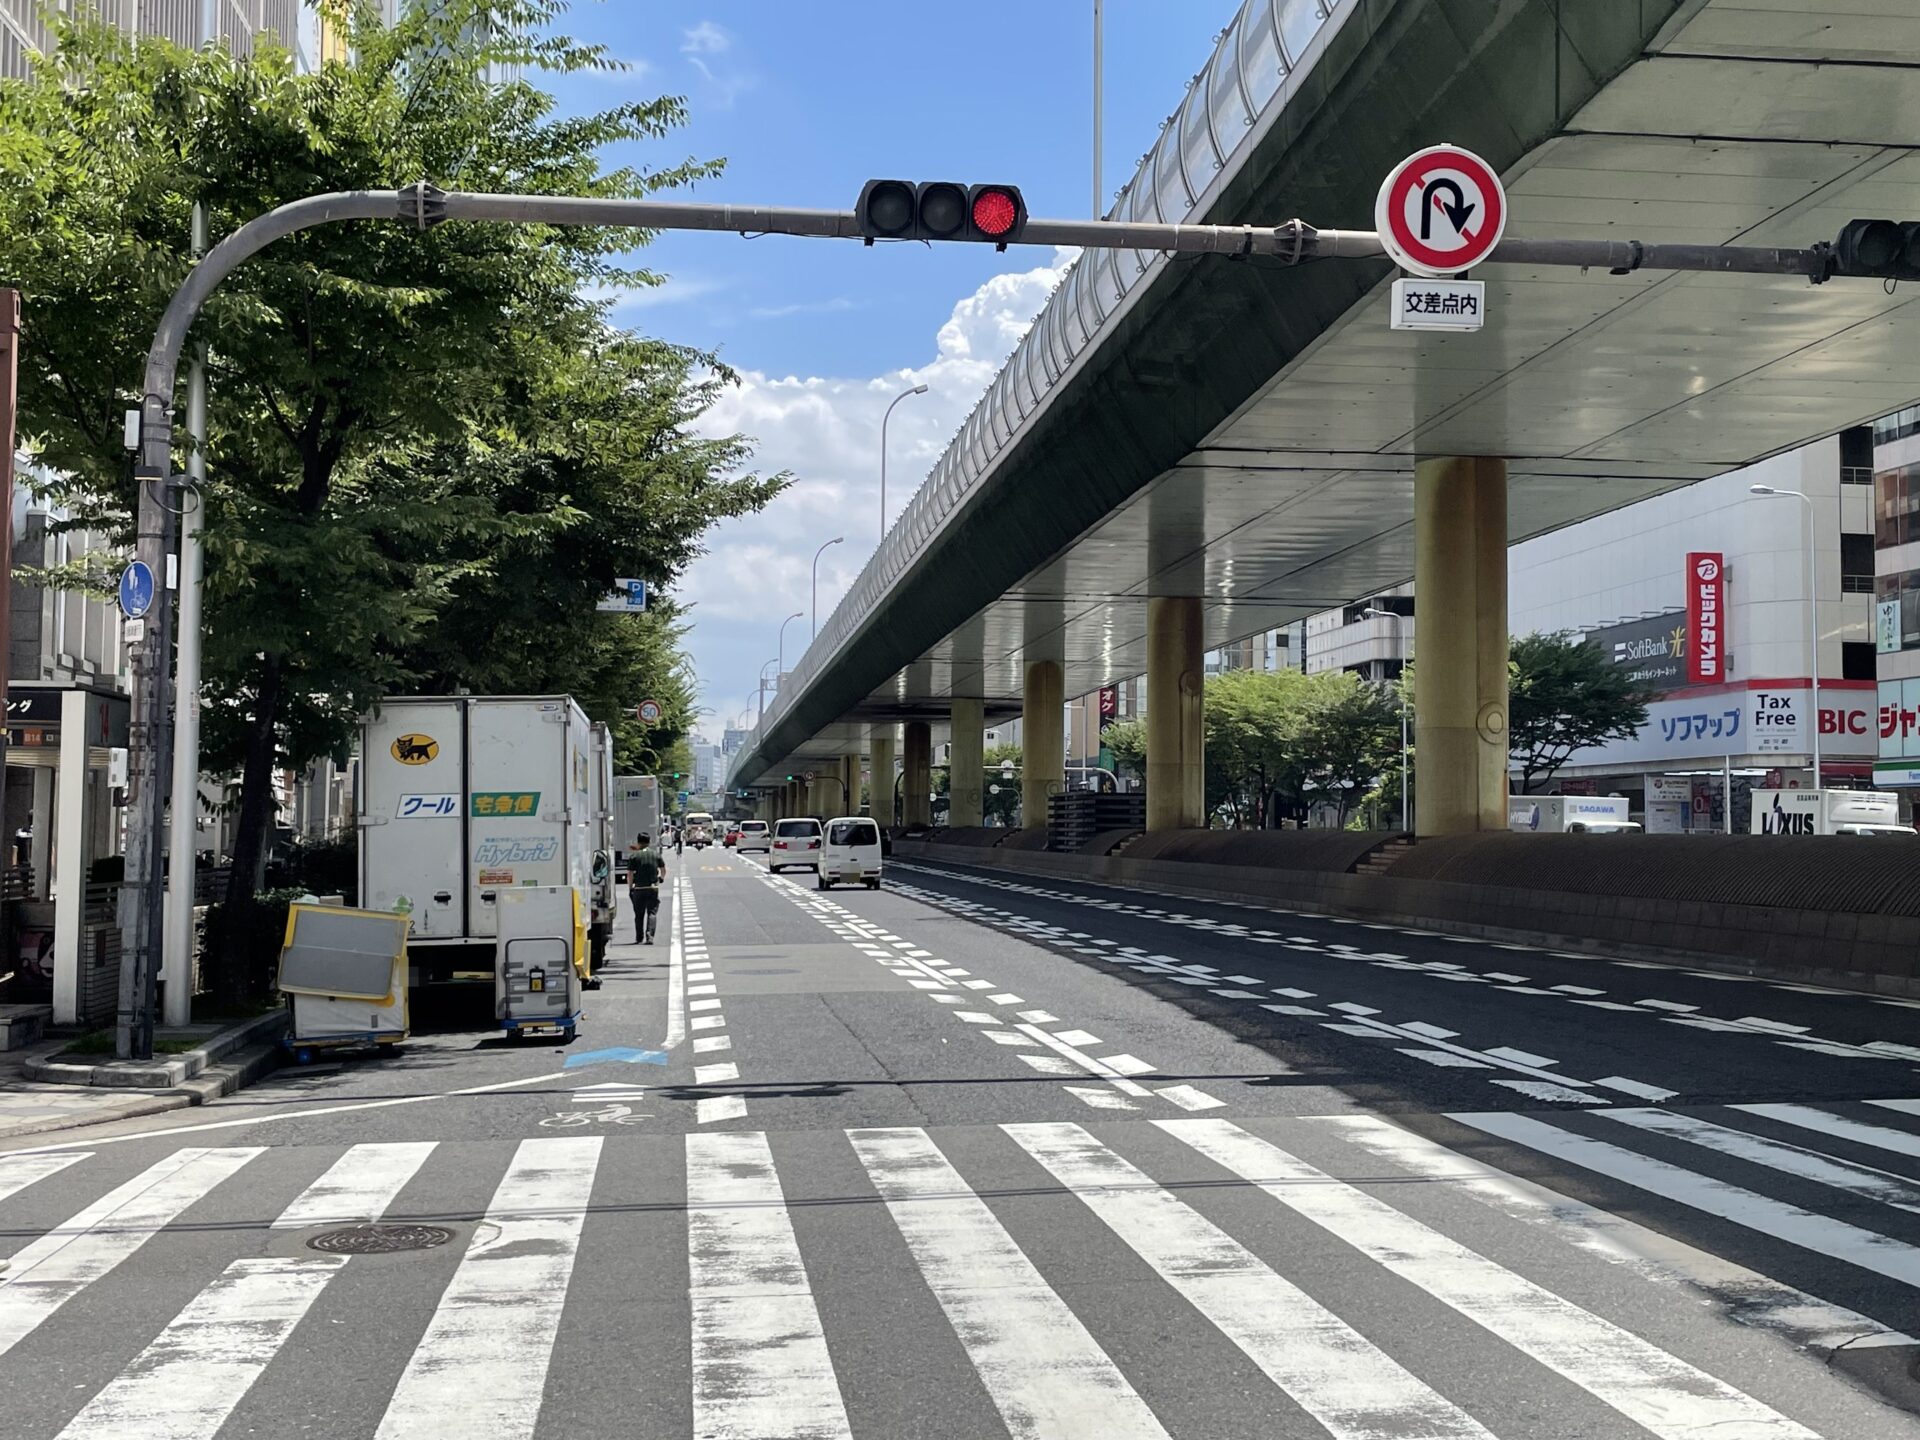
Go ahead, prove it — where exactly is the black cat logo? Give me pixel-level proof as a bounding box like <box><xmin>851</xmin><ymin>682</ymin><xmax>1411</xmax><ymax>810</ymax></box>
<box><xmin>392</xmin><ymin>734</ymin><xmax>439</xmax><ymax>765</ymax></box>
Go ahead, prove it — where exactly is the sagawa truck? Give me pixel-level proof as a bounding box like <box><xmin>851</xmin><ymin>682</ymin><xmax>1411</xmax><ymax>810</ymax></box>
<box><xmin>1750</xmin><ymin>788</ymin><xmax>1914</xmax><ymax>837</ymax></box>
<box><xmin>1508</xmin><ymin>794</ymin><xmax>1641</xmax><ymax>834</ymax></box>
<box><xmin>360</xmin><ymin>696</ymin><xmax>610</xmax><ymax>985</ymax></box>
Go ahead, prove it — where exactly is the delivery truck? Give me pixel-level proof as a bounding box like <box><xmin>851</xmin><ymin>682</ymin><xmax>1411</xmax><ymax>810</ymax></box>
<box><xmin>1508</xmin><ymin>794</ymin><xmax>1641</xmax><ymax>834</ymax></box>
<box><xmin>359</xmin><ymin>696</ymin><xmax>599</xmax><ymax>986</ymax></box>
<box><xmin>1750</xmin><ymin>788</ymin><xmax>1914</xmax><ymax>837</ymax></box>
<box><xmin>587</xmin><ymin>722</ymin><xmax>616</xmax><ymax>977</ymax></box>
<box><xmin>612</xmin><ymin>775</ymin><xmax>664</xmax><ymax>881</ymax></box>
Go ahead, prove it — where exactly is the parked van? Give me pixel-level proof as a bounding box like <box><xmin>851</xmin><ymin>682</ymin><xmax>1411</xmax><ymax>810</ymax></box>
<box><xmin>769</xmin><ymin>817</ymin><xmax>822</xmax><ymax>873</ymax></box>
<box><xmin>819</xmin><ymin>816</ymin><xmax>884</xmax><ymax>890</ymax></box>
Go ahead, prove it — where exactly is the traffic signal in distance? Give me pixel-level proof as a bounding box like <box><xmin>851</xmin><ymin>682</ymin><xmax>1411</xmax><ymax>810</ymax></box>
<box><xmin>856</xmin><ymin>180</ymin><xmax>1026</xmax><ymax>248</ymax></box>
<box><xmin>1832</xmin><ymin>219</ymin><xmax>1920</xmax><ymax>280</ymax></box>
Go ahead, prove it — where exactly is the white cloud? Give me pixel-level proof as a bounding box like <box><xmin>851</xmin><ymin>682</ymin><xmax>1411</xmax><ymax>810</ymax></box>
<box><xmin>681</xmin><ymin>250</ymin><xmax>1079</xmax><ymax>726</ymax></box>
<box><xmin>747</xmin><ymin>296</ymin><xmax>857</xmax><ymax>320</ymax></box>
<box><xmin>681</xmin><ymin>21</ymin><xmax>729</xmax><ymax>56</ymax></box>
<box><xmin>587</xmin><ymin>275</ymin><xmax>729</xmax><ymax>314</ymax></box>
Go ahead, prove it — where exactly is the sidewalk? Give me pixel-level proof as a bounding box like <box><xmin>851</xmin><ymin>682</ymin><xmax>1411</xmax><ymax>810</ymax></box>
<box><xmin>0</xmin><ymin>1010</ymin><xmax>287</xmax><ymax>1143</ymax></box>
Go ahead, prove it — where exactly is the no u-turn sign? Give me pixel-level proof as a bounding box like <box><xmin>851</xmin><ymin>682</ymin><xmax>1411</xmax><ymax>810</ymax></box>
<box><xmin>1375</xmin><ymin>144</ymin><xmax>1507</xmax><ymax>277</ymax></box>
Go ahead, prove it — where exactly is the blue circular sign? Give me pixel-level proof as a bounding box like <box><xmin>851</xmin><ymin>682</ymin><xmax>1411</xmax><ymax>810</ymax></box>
<box><xmin>118</xmin><ymin>561</ymin><xmax>156</xmax><ymax>619</ymax></box>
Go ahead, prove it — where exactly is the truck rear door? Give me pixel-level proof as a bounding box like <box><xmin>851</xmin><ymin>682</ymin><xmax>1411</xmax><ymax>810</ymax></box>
<box><xmin>467</xmin><ymin>699</ymin><xmax>572</xmax><ymax>936</ymax></box>
<box><xmin>360</xmin><ymin>698</ymin><xmax>466</xmax><ymax>938</ymax></box>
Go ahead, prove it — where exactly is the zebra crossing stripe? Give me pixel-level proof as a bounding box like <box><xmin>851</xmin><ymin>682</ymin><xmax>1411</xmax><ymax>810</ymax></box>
<box><xmin>1600</xmin><ymin>1109</ymin><xmax>1920</xmax><ymax>1214</ymax></box>
<box><xmin>272</xmin><ymin>1142</ymin><xmax>437</xmax><ymax>1230</ymax></box>
<box><xmin>57</xmin><ymin>1143</ymin><xmax>440</xmax><ymax>1439</ymax></box>
<box><xmin>375</xmin><ymin>1137</ymin><xmax>601</xmax><ymax>1439</ymax></box>
<box><xmin>1315</xmin><ymin>1112</ymin><xmax>1919</xmax><ymax>1351</ymax></box>
<box><xmin>0</xmin><ymin>1150</ymin><xmax>88</xmax><ymax>1204</ymax></box>
<box><xmin>850</xmin><ymin>1127</ymin><xmax>1167</xmax><ymax>1439</ymax></box>
<box><xmin>0</xmin><ymin>1146</ymin><xmax>262</xmax><ymax>1361</ymax></box>
<box><xmin>1456</xmin><ymin>1111</ymin><xmax>1920</xmax><ymax>1292</ymax></box>
<box><xmin>1735</xmin><ymin>1103</ymin><xmax>1920</xmax><ymax>1161</ymax></box>
<box><xmin>687</xmin><ymin>1132</ymin><xmax>850</xmax><ymax>1439</ymax></box>
<box><xmin>1159</xmin><ymin>1119</ymin><xmax>1815</xmax><ymax>1440</ymax></box>
<box><xmin>1004</xmin><ymin>1122</ymin><xmax>1495</xmax><ymax>1440</ymax></box>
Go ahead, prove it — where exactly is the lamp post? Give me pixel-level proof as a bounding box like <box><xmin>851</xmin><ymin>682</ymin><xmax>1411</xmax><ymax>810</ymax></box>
<box><xmin>776</xmin><ymin>612</ymin><xmax>803</xmax><ymax>688</ymax></box>
<box><xmin>811</xmin><ymin>536</ymin><xmax>843</xmax><ymax>639</ymax></box>
<box><xmin>756</xmin><ymin>658</ymin><xmax>778</xmax><ymax>725</ymax></box>
<box><xmin>879</xmin><ymin>382</ymin><xmax>929</xmax><ymax>542</ymax></box>
<box><xmin>1363</xmin><ymin>607</ymin><xmax>1411</xmax><ymax>832</ymax></box>
<box><xmin>1750</xmin><ymin>484</ymin><xmax>1822</xmax><ymax>786</ymax></box>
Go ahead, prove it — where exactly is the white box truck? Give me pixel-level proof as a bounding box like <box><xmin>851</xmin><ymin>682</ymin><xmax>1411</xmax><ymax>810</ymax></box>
<box><xmin>587</xmin><ymin>722</ymin><xmax>616</xmax><ymax>978</ymax></box>
<box><xmin>612</xmin><ymin>775</ymin><xmax>664</xmax><ymax>880</ymax></box>
<box><xmin>1508</xmin><ymin>794</ymin><xmax>1641</xmax><ymax>834</ymax></box>
<box><xmin>359</xmin><ymin>696</ymin><xmax>598</xmax><ymax>985</ymax></box>
<box><xmin>1750</xmin><ymin>788</ymin><xmax>1914</xmax><ymax>837</ymax></box>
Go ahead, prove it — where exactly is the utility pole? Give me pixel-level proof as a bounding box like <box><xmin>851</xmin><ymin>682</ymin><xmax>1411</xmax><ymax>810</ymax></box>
<box><xmin>0</xmin><ymin>290</ymin><xmax>18</xmax><ymax>796</ymax></box>
<box><xmin>1092</xmin><ymin>0</ymin><xmax>1103</xmax><ymax>218</ymax></box>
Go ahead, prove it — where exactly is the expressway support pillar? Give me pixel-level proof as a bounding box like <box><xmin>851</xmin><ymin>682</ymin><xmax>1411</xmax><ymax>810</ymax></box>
<box><xmin>840</xmin><ymin>752</ymin><xmax>860</xmax><ymax>818</ymax></box>
<box><xmin>788</xmin><ymin>779</ymin><xmax>802</xmax><ymax>818</ymax></box>
<box><xmin>1414</xmin><ymin>455</ymin><xmax>1509</xmax><ymax>835</ymax></box>
<box><xmin>1146</xmin><ymin>596</ymin><xmax>1205</xmax><ymax>831</ymax></box>
<box><xmin>1022</xmin><ymin>660</ymin><xmax>1064</xmax><ymax>831</ymax></box>
<box><xmin>902</xmin><ymin>721</ymin><xmax>932</xmax><ymax>827</ymax></box>
<box><xmin>869</xmin><ymin>726</ymin><xmax>896</xmax><ymax>822</ymax></box>
<box><xmin>949</xmin><ymin>698</ymin><xmax>985</xmax><ymax>827</ymax></box>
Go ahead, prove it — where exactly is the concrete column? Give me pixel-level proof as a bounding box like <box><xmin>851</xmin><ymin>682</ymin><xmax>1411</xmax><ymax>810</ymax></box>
<box><xmin>840</xmin><ymin>753</ymin><xmax>860</xmax><ymax>817</ymax></box>
<box><xmin>902</xmin><ymin>721</ymin><xmax>932</xmax><ymax>827</ymax></box>
<box><xmin>1022</xmin><ymin>660</ymin><xmax>1064</xmax><ymax>831</ymax></box>
<box><xmin>948</xmin><ymin>698</ymin><xmax>985</xmax><ymax>827</ymax></box>
<box><xmin>51</xmin><ymin>691</ymin><xmax>88</xmax><ymax>1025</ymax></box>
<box><xmin>1414</xmin><ymin>455</ymin><xmax>1509</xmax><ymax>835</ymax></box>
<box><xmin>869</xmin><ymin>726</ymin><xmax>896</xmax><ymax>822</ymax></box>
<box><xmin>1146</xmin><ymin>596</ymin><xmax>1205</xmax><ymax>831</ymax></box>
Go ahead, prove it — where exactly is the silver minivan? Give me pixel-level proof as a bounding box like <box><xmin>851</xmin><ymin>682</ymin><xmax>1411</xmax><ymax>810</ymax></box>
<box><xmin>735</xmin><ymin>819</ymin><xmax>771</xmax><ymax>853</ymax></box>
<box><xmin>819</xmin><ymin>816</ymin><xmax>884</xmax><ymax>890</ymax></box>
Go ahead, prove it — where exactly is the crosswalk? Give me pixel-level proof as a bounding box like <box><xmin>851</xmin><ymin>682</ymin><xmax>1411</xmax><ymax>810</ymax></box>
<box><xmin>7</xmin><ymin>1099</ymin><xmax>1920</xmax><ymax>1437</ymax></box>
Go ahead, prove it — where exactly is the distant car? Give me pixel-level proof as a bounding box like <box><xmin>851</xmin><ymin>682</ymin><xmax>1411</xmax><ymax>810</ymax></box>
<box><xmin>736</xmin><ymin>820</ymin><xmax>771</xmax><ymax>853</ymax></box>
<box><xmin>723</xmin><ymin>826</ymin><xmax>741</xmax><ymax>847</ymax></box>
<box><xmin>684</xmin><ymin>811</ymin><xmax>715</xmax><ymax>848</ymax></box>
<box><xmin>819</xmin><ymin>816</ymin><xmax>883</xmax><ymax>890</ymax></box>
<box><xmin>769</xmin><ymin>817</ymin><xmax>822</xmax><ymax>873</ymax></box>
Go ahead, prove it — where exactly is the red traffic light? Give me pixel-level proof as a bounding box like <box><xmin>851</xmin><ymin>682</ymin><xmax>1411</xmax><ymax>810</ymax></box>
<box><xmin>970</xmin><ymin>186</ymin><xmax>1021</xmax><ymax>239</ymax></box>
<box><xmin>855</xmin><ymin>179</ymin><xmax>1026</xmax><ymax>245</ymax></box>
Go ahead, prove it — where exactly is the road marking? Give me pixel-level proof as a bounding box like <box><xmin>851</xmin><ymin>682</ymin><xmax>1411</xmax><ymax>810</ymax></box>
<box><xmin>1008</xmin><ymin>1122</ymin><xmax>1494</xmax><ymax>1440</ymax></box>
<box><xmin>1017</xmin><ymin>1053</ymin><xmax>1082</xmax><ymax>1076</ymax></box>
<box><xmin>695</xmin><ymin>1062</ymin><xmax>741</xmax><ymax>1086</ymax></box>
<box><xmin>1400</xmin><ymin>1021</ymin><xmax>1459</xmax><ymax>1039</ymax></box>
<box><xmin>953</xmin><ymin>1011</ymin><xmax>996</xmax><ymax>1023</ymax></box>
<box><xmin>987</xmin><ymin>993</ymin><xmax>1024</xmax><ymax>1005</ymax></box>
<box><xmin>693</xmin><ymin>1035</ymin><xmax>732</xmax><ymax>1053</ymax></box>
<box><xmin>690</xmin><ymin>998</ymin><xmax>723</xmax><ymax>1012</ymax></box>
<box><xmin>1490</xmin><ymin>1080</ymin><xmax>1606</xmax><ymax>1105</ymax></box>
<box><xmin>1482</xmin><ymin>1047</ymin><xmax>1556</xmax><ymax>1068</ymax></box>
<box><xmin>1602</xmin><ymin>1109</ymin><xmax>1920</xmax><ymax>1214</ymax></box>
<box><xmin>1551</xmin><ymin>985</ymin><xmax>1605</xmax><ymax>996</ymax></box>
<box><xmin>272</xmin><ymin>1142</ymin><xmax>435</xmax><ymax>1230</ymax></box>
<box><xmin>1595</xmin><ymin>1077</ymin><xmax>1679</xmax><ymax>1102</ymax></box>
<box><xmin>0</xmin><ymin>1150</ymin><xmax>87</xmax><ymax>1203</ymax></box>
<box><xmin>1738</xmin><ymin>1103</ymin><xmax>1920</xmax><ymax>1159</ymax></box>
<box><xmin>1154</xmin><ymin>1085</ymin><xmax>1225</xmax><ymax>1111</ymax></box>
<box><xmin>688</xmin><ymin>1132</ymin><xmax>850</xmax><ymax>1438</ymax></box>
<box><xmin>0</xmin><ymin>1146</ymin><xmax>262</xmax><ymax>1360</ymax></box>
<box><xmin>56</xmin><ymin>1142</ymin><xmax>432</xmax><ymax>1440</ymax></box>
<box><xmin>1052</xmin><ymin>1030</ymin><xmax>1101</xmax><ymax>1048</ymax></box>
<box><xmin>1161</xmin><ymin>1119</ymin><xmax>1813</xmax><ymax>1440</ymax></box>
<box><xmin>697</xmin><ymin>1095</ymin><xmax>748</xmax><ymax>1124</ymax></box>
<box><xmin>376</xmin><ymin>1137</ymin><xmax>600</xmax><ymax>1439</ymax></box>
<box><xmin>691</xmin><ymin>1014</ymin><xmax>726</xmax><ymax>1030</ymax></box>
<box><xmin>1016</xmin><ymin>1010</ymin><xmax>1059</xmax><ymax>1024</ymax></box>
<box><xmin>1399</xmin><ymin>1049</ymin><xmax>1492</xmax><ymax>1069</ymax></box>
<box><xmin>1262</xmin><ymin>1004</ymin><xmax>1324</xmax><ymax>1016</ymax></box>
<box><xmin>1065</xmin><ymin>1087</ymin><xmax>1139</xmax><ymax>1111</ymax></box>
<box><xmin>663</xmin><ymin>875</ymin><xmax>687</xmax><ymax>1052</ymax></box>
<box><xmin>852</xmin><ymin>1127</ymin><xmax>1164</xmax><ymax>1437</ymax></box>
<box><xmin>1456</xmin><ymin>1111</ymin><xmax>1920</xmax><ymax>1290</ymax></box>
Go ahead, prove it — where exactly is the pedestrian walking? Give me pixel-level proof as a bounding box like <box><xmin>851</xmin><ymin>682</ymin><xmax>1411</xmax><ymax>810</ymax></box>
<box><xmin>626</xmin><ymin>831</ymin><xmax>666</xmax><ymax>944</ymax></box>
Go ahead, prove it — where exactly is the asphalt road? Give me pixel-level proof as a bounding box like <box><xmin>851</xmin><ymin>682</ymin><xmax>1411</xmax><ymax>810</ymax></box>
<box><xmin>4</xmin><ymin>846</ymin><xmax>1920</xmax><ymax>1438</ymax></box>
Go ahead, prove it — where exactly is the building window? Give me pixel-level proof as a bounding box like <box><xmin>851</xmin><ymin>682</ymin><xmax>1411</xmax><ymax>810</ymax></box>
<box><xmin>1841</xmin><ymin>425</ymin><xmax>1875</xmax><ymax>485</ymax></box>
<box><xmin>1876</xmin><ymin>464</ymin><xmax>1920</xmax><ymax>549</ymax></box>
<box><xmin>1877</xmin><ymin>568</ymin><xmax>1920</xmax><ymax>650</ymax></box>
<box><xmin>1844</xmin><ymin>642</ymin><xmax>1877</xmax><ymax>681</ymax></box>
<box><xmin>1843</xmin><ymin>532</ymin><xmax>1875</xmax><ymax>592</ymax></box>
<box><xmin>1878</xmin><ymin>406</ymin><xmax>1920</xmax><ymax>446</ymax></box>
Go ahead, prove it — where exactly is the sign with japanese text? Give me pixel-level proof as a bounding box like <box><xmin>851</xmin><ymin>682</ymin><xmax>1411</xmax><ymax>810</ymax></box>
<box><xmin>1685</xmin><ymin>553</ymin><xmax>1724</xmax><ymax>684</ymax></box>
<box><xmin>1878</xmin><ymin>597</ymin><xmax>1901</xmax><ymax>654</ymax></box>
<box><xmin>470</xmin><ymin>791</ymin><xmax>541</xmax><ymax>817</ymax></box>
<box><xmin>1389</xmin><ymin>278</ymin><xmax>1485</xmax><ymax>332</ymax></box>
<box><xmin>1552</xmin><ymin>680</ymin><xmax>1873</xmax><ymax>771</ymax></box>
<box><xmin>396</xmin><ymin>794</ymin><xmax>459</xmax><ymax>819</ymax></box>
<box><xmin>1098</xmin><ymin>686</ymin><xmax>1118</xmax><ymax>724</ymax></box>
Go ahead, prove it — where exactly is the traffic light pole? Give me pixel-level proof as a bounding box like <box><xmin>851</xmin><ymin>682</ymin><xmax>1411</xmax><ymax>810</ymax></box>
<box><xmin>120</xmin><ymin>181</ymin><xmax>1852</xmax><ymax>1056</ymax></box>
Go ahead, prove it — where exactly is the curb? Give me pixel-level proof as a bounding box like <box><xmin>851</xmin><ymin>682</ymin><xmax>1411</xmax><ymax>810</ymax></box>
<box><xmin>22</xmin><ymin>1011</ymin><xmax>288</xmax><ymax>1089</ymax></box>
<box><xmin>0</xmin><ymin>1038</ymin><xmax>288</xmax><ymax>1144</ymax></box>
<box><xmin>0</xmin><ymin>1092</ymin><xmax>193</xmax><ymax>1143</ymax></box>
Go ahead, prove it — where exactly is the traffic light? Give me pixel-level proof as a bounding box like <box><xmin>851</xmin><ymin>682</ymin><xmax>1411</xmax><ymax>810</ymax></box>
<box><xmin>856</xmin><ymin>180</ymin><xmax>1026</xmax><ymax>248</ymax></box>
<box><xmin>1831</xmin><ymin>219</ymin><xmax>1920</xmax><ymax>280</ymax></box>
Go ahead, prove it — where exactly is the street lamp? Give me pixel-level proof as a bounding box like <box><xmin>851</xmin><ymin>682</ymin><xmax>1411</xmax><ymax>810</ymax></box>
<box><xmin>777</xmin><ymin>612</ymin><xmax>803</xmax><ymax>686</ymax></box>
<box><xmin>1364</xmin><ymin>607</ymin><xmax>1411</xmax><ymax>832</ymax></box>
<box><xmin>812</xmin><ymin>536</ymin><xmax>844</xmax><ymax>639</ymax></box>
<box><xmin>1750</xmin><ymin>484</ymin><xmax>1822</xmax><ymax>786</ymax></box>
<box><xmin>757</xmin><ymin>657</ymin><xmax>778</xmax><ymax>725</ymax></box>
<box><xmin>879</xmin><ymin>382</ymin><xmax>929</xmax><ymax>542</ymax></box>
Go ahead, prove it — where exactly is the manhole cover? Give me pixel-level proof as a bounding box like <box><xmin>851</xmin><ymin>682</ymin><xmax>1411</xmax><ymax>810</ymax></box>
<box><xmin>307</xmin><ymin>1223</ymin><xmax>454</xmax><ymax>1255</ymax></box>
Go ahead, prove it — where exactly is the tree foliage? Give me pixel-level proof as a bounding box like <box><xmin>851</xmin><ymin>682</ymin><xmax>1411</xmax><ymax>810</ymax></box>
<box><xmin>1508</xmin><ymin>632</ymin><xmax>1653</xmax><ymax>794</ymax></box>
<box><xmin>0</xmin><ymin>3</ymin><xmax>781</xmax><ymax>938</ymax></box>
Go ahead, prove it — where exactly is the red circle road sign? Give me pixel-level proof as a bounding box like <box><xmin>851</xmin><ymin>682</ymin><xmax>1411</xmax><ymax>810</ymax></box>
<box><xmin>1374</xmin><ymin>144</ymin><xmax>1507</xmax><ymax>277</ymax></box>
<box><xmin>636</xmin><ymin>698</ymin><xmax>663</xmax><ymax>724</ymax></box>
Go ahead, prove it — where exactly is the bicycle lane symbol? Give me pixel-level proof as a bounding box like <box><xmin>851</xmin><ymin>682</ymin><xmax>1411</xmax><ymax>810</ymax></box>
<box><xmin>541</xmin><ymin>1103</ymin><xmax>650</xmax><ymax>1127</ymax></box>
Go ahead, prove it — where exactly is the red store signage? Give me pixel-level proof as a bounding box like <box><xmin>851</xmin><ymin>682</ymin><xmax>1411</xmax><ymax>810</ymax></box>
<box><xmin>1686</xmin><ymin>552</ymin><xmax>1724</xmax><ymax>684</ymax></box>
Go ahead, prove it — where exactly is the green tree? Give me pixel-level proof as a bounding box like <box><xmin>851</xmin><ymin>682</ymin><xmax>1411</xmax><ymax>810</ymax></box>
<box><xmin>1294</xmin><ymin>675</ymin><xmax>1401</xmax><ymax>827</ymax></box>
<box><xmin>0</xmin><ymin>5</ymin><xmax>777</xmax><ymax>950</ymax></box>
<box><xmin>1509</xmin><ymin>632</ymin><xmax>1653</xmax><ymax>794</ymax></box>
<box><xmin>983</xmin><ymin>743</ymin><xmax>1022</xmax><ymax>826</ymax></box>
<box><xmin>1103</xmin><ymin>718</ymin><xmax>1146</xmax><ymax>778</ymax></box>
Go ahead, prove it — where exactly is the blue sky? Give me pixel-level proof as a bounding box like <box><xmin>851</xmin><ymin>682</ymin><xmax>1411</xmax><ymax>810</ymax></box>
<box><xmin>541</xmin><ymin>1</ymin><xmax>1237</xmax><ymax>738</ymax></box>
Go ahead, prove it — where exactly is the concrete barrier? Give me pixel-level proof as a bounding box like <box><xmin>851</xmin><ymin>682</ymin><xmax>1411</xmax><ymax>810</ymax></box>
<box><xmin>889</xmin><ymin>830</ymin><xmax>1920</xmax><ymax>998</ymax></box>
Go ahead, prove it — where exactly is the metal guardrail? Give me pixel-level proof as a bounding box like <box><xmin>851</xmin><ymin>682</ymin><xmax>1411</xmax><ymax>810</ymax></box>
<box><xmin>730</xmin><ymin>0</ymin><xmax>1348</xmax><ymax>787</ymax></box>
